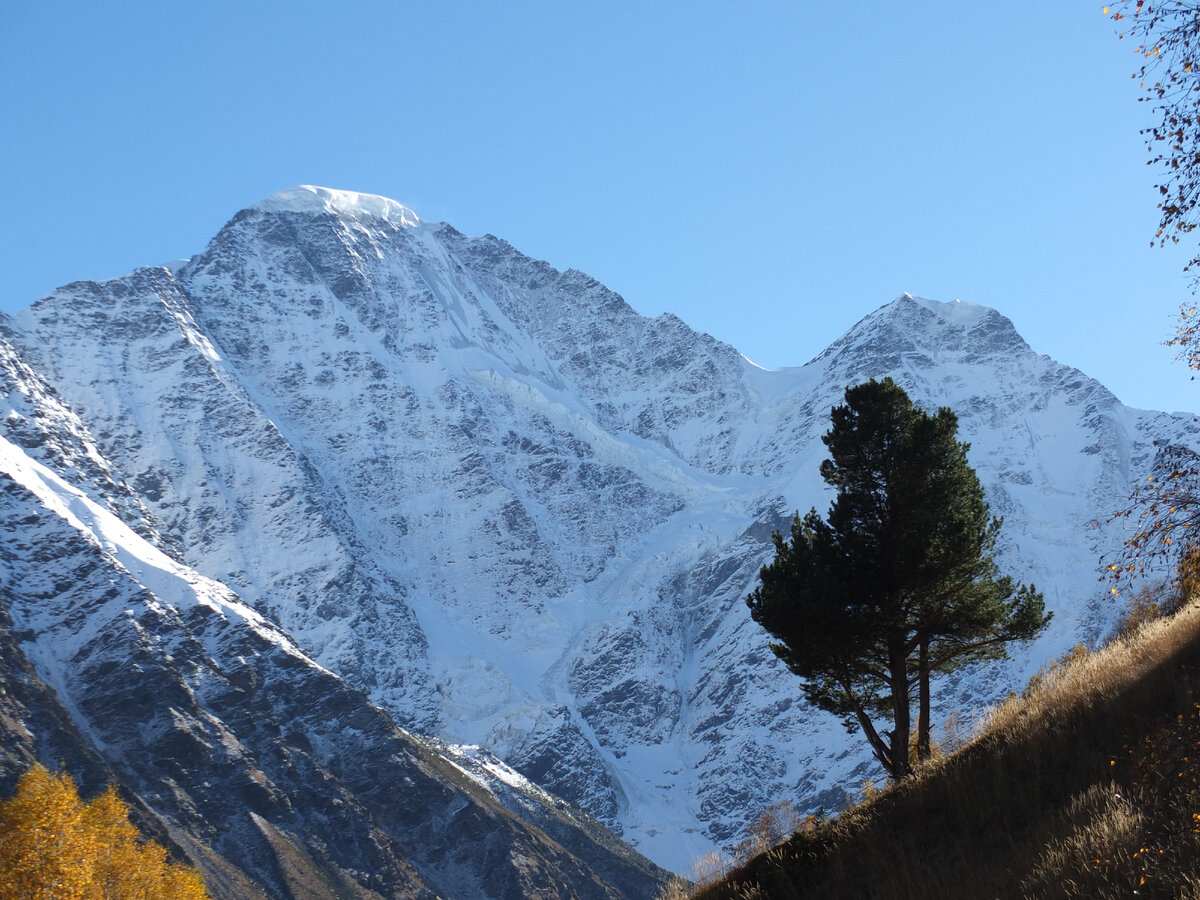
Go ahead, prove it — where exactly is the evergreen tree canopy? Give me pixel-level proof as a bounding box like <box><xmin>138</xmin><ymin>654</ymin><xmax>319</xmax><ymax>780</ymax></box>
<box><xmin>747</xmin><ymin>378</ymin><xmax>1050</xmax><ymax>779</ymax></box>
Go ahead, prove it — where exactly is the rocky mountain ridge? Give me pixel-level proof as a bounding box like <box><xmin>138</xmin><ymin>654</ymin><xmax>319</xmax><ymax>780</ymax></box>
<box><xmin>0</xmin><ymin>348</ymin><xmax>669</xmax><ymax>898</ymax></box>
<box><xmin>2</xmin><ymin>185</ymin><xmax>1196</xmax><ymax>878</ymax></box>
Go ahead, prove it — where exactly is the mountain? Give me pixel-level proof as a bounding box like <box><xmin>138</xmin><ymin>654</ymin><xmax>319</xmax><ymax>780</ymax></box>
<box><xmin>2</xmin><ymin>185</ymin><xmax>1196</xmax><ymax>878</ymax></box>
<box><xmin>0</xmin><ymin>320</ymin><xmax>671</xmax><ymax>898</ymax></box>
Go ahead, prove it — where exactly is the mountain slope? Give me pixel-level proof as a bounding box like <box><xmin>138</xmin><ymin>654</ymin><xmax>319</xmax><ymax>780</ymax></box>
<box><xmin>0</xmin><ymin>327</ymin><xmax>671</xmax><ymax>898</ymax></box>
<box><xmin>690</xmin><ymin>593</ymin><xmax>1200</xmax><ymax>899</ymax></box>
<box><xmin>5</xmin><ymin>185</ymin><xmax>1197</xmax><ymax>872</ymax></box>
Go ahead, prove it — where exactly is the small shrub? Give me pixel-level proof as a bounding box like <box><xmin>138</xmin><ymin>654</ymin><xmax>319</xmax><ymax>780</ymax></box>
<box><xmin>741</xmin><ymin>800</ymin><xmax>804</xmax><ymax>858</ymax></box>
<box><xmin>654</xmin><ymin>873</ymin><xmax>695</xmax><ymax>900</ymax></box>
<box><xmin>1022</xmin><ymin>643</ymin><xmax>1091</xmax><ymax>701</ymax></box>
<box><xmin>937</xmin><ymin>709</ymin><xmax>970</xmax><ymax>755</ymax></box>
<box><xmin>1108</xmin><ymin>581</ymin><xmax>1184</xmax><ymax>643</ymax></box>
<box><xmin>1175</xmin><ymin>543</ymin><xmax>1200</xmax><ymax>603</ymax></box>
<box><xmin>1108</xmin><ymin>546</ymin><xmax>1200</xmax><ymax>644</ymax></box>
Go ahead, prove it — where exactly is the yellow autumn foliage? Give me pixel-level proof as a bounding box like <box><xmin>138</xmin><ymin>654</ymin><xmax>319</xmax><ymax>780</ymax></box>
<box><xmin>0</xmin><ymin>764</ymin><xmax>209</xmax><ymax>900</ymax></box>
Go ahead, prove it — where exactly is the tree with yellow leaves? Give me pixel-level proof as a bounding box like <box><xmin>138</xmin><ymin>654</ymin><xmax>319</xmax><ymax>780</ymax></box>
<box><xmin>0</xmin><ymin>763</ymin><xmax>209</xmax><ymax>900</ymax></box>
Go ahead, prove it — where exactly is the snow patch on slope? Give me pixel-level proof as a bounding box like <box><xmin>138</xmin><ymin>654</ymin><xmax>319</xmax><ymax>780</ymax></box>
<box><xmin>0</xmin><ymin>433</ymin><xmax>309</xmax><ymax>667</ymax></box>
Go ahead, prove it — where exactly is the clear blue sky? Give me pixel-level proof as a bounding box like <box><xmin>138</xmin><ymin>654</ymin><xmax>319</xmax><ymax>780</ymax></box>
<box><xmin>3</xmin><ymin>2</ymin><xmax>1197</xmax><ymax>413</ymax></box>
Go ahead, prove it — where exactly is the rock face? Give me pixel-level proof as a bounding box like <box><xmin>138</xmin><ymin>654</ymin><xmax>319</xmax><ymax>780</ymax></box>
<box><xmin>2</xmin><ymin>185</ymin><xmax>1196</xmax><ymax>875</ymax></box>
<box><xmin>0</xmin><ymin>318</ymin><xmax>669</xmax><ymax>898</ymax></box>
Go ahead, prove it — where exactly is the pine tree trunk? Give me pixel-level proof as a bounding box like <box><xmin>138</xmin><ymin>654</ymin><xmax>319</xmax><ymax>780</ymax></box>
<box><xmin>836</xmin><ymin>671</ymin><xmax>896</xmax><ymax>777</ymax></box>
<box><xmin>917</xmin><ymin>637</ymin><xmax>932</xmax><ymax>762</ymax></box>
<box><xmin>888</xmin><ymin>637</ymin><xmax>913</xmax><ymax>779</ymax></box>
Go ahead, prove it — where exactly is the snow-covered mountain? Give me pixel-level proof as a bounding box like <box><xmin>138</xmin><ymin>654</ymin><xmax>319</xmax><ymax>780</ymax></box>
<box><xmin>3</xmin><ymin>185</ymin><xmax>1195</xmax><ymax>878</ymax></box>
<box><xmin>0</xmin><ymin>316</ymin><xmax>670</xmax><ymax>899</ymax></box>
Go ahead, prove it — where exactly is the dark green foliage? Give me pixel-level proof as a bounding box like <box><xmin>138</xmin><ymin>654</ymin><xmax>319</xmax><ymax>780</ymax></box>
<box><xmin>746</xmin><ymin>378</ymin><xmax>1050</xmax><ymax>779</ymax></box>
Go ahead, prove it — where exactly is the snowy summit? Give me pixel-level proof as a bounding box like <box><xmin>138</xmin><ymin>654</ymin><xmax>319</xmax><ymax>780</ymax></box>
<box><xmin>253</xmin><ymin>184</ymin><xmax>421</xmax><ymax>228</ymax></box>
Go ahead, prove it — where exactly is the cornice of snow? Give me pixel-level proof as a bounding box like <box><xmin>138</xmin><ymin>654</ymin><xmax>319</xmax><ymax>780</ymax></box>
<box><xmin>253</xmin><ymin>185</ymin><xmax>421</xmax><ymax>228</ymax></box>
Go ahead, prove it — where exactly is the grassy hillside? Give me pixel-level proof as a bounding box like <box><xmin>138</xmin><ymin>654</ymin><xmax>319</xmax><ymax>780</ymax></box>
<box><xmin>669</xmin><ymin>598</ymin><xmax>1200</xmax><ymax>899</ymax></box>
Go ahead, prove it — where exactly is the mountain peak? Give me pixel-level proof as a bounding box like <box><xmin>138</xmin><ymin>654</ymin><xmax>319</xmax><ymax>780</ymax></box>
<box><xmin>871</xmin><ymin>293</ymin><xmax>1017</xmax><ymax>342</ymax></box>
<box><xmin>812</xmin><ymin>293</ymin><xmax>1029</xmax><ymax>378</ymax></box>
<box><xmin>901</xmin><ymin>294</ymin><xmax>995</xmax><ymax>326</ymax></box>
<box><xmin>252</xmin><ymin>185</ymin><xmax>421</xmax><ymax>227</ymax></box>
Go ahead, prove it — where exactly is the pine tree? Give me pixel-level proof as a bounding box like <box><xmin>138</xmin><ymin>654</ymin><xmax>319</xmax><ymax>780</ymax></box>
<box><xmin>747</xmin><ymin>378</ymin><xmax>1050</xmax><ymax>779</ymax></box>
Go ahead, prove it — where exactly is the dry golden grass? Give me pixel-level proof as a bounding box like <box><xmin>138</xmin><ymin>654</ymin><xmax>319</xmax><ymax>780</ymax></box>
<box><xmin>656</xmin><ymin>853</ymin><xmax>734</xmax><ymax>900</ymax></box>
<box><xmin>676</xmin><ymin>598</ymin><xmax>1200</xmax><ymax>900</ymax></box>
<box><xmin>987</xmin><ymin>600</ymin><xmax>1200</xmax><ymax>739</ymax></box>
